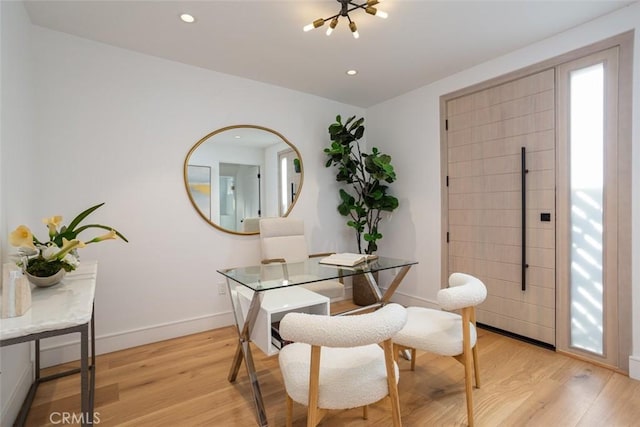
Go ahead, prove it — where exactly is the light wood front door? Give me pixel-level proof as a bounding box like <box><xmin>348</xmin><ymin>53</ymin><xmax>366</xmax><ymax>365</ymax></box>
<box><xmin>442</xmin><ymin>34</ymin><xmax>631</xmax><ymax>371</ymax></box>
<box><xmin>445</xmin><ymin>69</ymin><xmax>556</xmax><ymax>345</ymax></box>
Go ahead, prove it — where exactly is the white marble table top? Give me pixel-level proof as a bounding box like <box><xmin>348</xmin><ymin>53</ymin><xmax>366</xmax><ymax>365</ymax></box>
<box><xmin>0</xmin><ymin>261</ymin><xmax>97</xmax><ymax>341</ymax></box>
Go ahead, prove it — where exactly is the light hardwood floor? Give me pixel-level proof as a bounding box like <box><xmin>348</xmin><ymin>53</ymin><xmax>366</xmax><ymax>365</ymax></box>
<box><xmin>25</xmin><ymin>324</ymin><xmax>640</xmax><ymax>426</ymax></box>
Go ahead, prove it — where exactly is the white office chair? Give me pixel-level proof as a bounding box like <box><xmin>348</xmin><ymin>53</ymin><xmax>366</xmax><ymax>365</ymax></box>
<box><xmin>392</xmin><ymin>273</ymin><xmax>487</xmax><ymax>427</ymax></box>
<box><xmin>278</xmin><ymin>303</ymin><xmax>407</xmax><ymax>427</ymax></box>
<box><xmin>259</xmin><ymin>217</ymin><xmax>345</xmax><ymax>300</ymax></box>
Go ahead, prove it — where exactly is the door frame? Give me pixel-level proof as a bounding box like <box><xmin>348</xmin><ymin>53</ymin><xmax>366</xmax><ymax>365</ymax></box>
<box><xmin>439</xmin><ymin>31</ymin><xmax>633</xmax><ymax>372</ymax></box>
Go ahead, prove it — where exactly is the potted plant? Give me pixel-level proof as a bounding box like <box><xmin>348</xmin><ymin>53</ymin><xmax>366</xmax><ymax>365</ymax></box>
<box><xmin>324</xmin><ymin>115</ymin><xmax>399</xmax><ymax>304</ymax></box>
<box><xmin>9</xmin><ymin>202</ymin><xmax>128</xmax><ymax>287</ymax></box>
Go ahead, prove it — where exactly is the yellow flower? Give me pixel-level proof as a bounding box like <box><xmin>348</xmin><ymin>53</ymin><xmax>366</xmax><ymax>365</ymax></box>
<box><xmin>89</xmin><ymin>230</ymin><xmax>117</xmax><ymax>243</ymax></box>
<box><xmin>42</xmin><ymin>215</ymin><xmax>63</xmax><ymax>237</ymax></box>
<box><xmin>61</xmin><ymin>237</ymin><xmax>85</xmax><ymax>250</ymax></box>
<box><xmin>9</xmin><ymin>225</ymin><xmax>37</xmax><ymax>250</ymax></box>
<box><xmin>47</xmin><ymin>238</ymin><xmax>86</xmax><ymax>261</ymax></box>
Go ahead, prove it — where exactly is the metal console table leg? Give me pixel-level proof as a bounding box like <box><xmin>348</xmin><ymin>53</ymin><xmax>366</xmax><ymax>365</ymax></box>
<box><xmin>1</xmin><ymin>312</ymin><xmax>96</xmax><ymax>427</ymax></box>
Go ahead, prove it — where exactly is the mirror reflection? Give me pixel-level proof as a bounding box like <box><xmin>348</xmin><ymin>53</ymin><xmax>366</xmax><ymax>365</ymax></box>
<box><xmin>184</xmin><ymin>125</ymin><xmax>304</xmax><ymax>235</ymax></box>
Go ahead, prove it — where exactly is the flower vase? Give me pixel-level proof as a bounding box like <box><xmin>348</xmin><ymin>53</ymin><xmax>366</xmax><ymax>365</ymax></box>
<box><xmin>25</xmin><ymin>269</ymin><xmax>66</xmax><ymax>288</ymax></box>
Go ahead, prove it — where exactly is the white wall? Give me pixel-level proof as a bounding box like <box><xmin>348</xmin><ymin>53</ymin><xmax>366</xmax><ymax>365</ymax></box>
<box><xmin>0</xmin><ymin>1</ymin><xmax>38</xmax><ymax>424</ymax></box>
<box><xmin>366</xmin><ymin>2</ymin><xmax>640</xmax><ymax>379</ymax></box>
<box><xmin>1</xmin><ymin>10</ymin><xmax>362</xmax><ymax>386</ymax></box>
<box><xmin>29</xmin><ymin>25</ymin><xmax>361</xmax><ymax>363</ymax></box>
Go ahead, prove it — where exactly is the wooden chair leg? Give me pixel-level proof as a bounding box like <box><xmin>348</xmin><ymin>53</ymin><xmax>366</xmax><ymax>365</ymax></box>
<box><xmin>286</xmin><ymin>394</ymin><xmax>293</xmax><ymax>427</ymax></box>
<box><xmin>363</xmin><ymin>405</ymin><xmax>368</xmax><ymax>420</ymax></box>
<box><xmin>463</xmin><ymin>350</ymin><xmax>474</xmax><ymax>427</ymax></box>
<box><xmin>307</xmin><ymin>346</ymin><xmax>321</xmax><ymax>427</ymax></box>
<box><xmin>462</xmin><ymin>309</ymin><xmax>474</xmax><ymax>427</ymax></box>
<box><xmin>472</xmin><ymin>343</ymin><xmax>481</xmax><ymax>388</ymax></box>
<box><xmin>410</xmin><ymin>348</ymin><xmax>416</xmax><ymax>371</ymax></box>
<box><xmin>383</xmin><ymin>339</ymin><xmax>402</xmax><ymax>427</ymax></box>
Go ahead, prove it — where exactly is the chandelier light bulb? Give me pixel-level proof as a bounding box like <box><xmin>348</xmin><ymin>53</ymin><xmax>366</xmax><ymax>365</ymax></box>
<box><xmin>304</xmin><ymin>18</ymin><xmax>325</xmax><ymax>32</ymax></box>
<box><xmin>326</xmin><ymin>17</ymin><xmax>339</xmax><ymax>36</ymax></box>
<box><xmin>349</xmin><ymin>21</ymin><xmax>359</xmax><ymax>39</ymax></box>
<box><xmin>366</xmin><ymin>6</ymin><xmax>388</xmax><ymax>19</ymax></box>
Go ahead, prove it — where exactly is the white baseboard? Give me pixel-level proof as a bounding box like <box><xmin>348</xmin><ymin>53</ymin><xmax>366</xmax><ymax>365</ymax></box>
<box><xmin>38</xmin><ymin>289</ymin><xmax>439</xmax><ymax>369</ymax></box>
<box><xmin>40</xmin><ymin>311</ymin><xmax>235</xmax><ymax>368</ymax></box>
<box><xmin>1</xmin><ymin>360</ymin><xmax>33</xmax><ymax>427</ymax></box>
<box><xmin>388</xmin><ymin>289</ymin><xmax>439</xmax><ymax>309</ymax></box>
<box><xmin>629</xmin><ymin>355</ymin><xmax>640</xmax><ymax>380</ymax></box>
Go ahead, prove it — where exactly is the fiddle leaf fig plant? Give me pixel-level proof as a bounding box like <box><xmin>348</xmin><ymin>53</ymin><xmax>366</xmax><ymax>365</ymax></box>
<box><xmin>324</xmin><ymin>115</ymin><xmax>399</xmax><ymax>254</ymax></box>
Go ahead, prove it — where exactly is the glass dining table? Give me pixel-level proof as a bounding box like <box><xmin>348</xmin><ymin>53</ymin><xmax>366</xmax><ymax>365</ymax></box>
<box><xmin>217</xmin><ymin>256</ymin><xmax>417</xmax><ymax>427</ymax></box>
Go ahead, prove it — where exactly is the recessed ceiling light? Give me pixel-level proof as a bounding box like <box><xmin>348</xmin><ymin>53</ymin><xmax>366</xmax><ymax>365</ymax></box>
<box><xmin>234</xmin><ymin>135</ymin><xmax>241</xmax><ymax>139</ymax></box>
<box><xmin>180</xmin><ymin>13</ymin><xmax>195</xmax><ymax>23</ymax></box>
<box><xmin>346</xmin><ymin>69</ymin><xmax>358</xmax><ymax>76</ymax></box>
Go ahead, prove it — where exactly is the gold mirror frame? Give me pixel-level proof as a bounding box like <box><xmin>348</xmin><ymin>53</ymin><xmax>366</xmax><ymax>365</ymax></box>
<box><xmin>184</xmin><ymin>125</ymin><xmax>304</xmax><ymax>235</ymax></box>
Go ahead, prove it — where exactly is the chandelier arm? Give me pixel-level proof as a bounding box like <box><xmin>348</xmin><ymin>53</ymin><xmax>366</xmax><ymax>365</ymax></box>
<box><xmin>324</xmin><ymin>12</ymin><xmax>342</xmax><ymax>23</ymax></box>
<box><xmin>346</xmin><ymin>3</ymin><xmax>369</xmax><ymax>14</ymax></box>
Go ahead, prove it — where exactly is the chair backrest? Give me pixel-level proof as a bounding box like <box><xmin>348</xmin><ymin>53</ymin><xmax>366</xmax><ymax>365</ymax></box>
<box><xmin>279</xmin><ymin>303</ymin><xmax>407</xmax><ymax>348</ymax></box>
<box><xmin>437</xmin><ymin>273</ymin><xmax>487</xmax><ymax>311</ymax></box>
<box><xmin>259</xmin><ymin>217</ymin><xmax>309</xmax><ymax>263</ymax></box>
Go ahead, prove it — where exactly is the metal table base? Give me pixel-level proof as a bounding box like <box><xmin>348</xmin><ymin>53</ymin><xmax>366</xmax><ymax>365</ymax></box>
<box><xmin>224</xmin><ymin>263</ymin><xmax>414</xmax><ymax>426</ymax></box>
<box><xmin>1</xmin><ymin>309</ymin><xmax>96</xmax><ymax>427</ymax></box>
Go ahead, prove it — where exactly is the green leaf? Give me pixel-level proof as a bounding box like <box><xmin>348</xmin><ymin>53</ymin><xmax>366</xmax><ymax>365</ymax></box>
<box><xmin>354</xmin><ymin>126</ymin><xmax>364</xmax><ymax>140</ymax></box>
<box><xmin>348</xmin><ymin>117</ymin><xmax>364</xmax><ymax>132</ymax></box>
<box><xmin>65</xmin><ymin>202</ymin><xmax>105</xmax><ymax>233</ymax></box>
<box><xmin>354</xmin><ymin>204</ymin><xmax>367</xmax><ymax>217</ymax></box>
<box><xmin>337</xmin><ymin>203</ymin><xmax>351</xmax><ymax>216</ymax></box>
<box><xmin>328</xmin><ymin>123</ymin><xmax>343</xmax><ymax>136</ymax></box>
<box><xmin>346</xmin><ymin>220</ymin><xmax>364</xmax><ymax>232</ymax></box>
<box><xmin>364</xmin><ymin>229</ymin><xmax>382</xmax><ymax>241</ymax></box>
<box><xmin>379</xmin><ymin>195</ymin><xmax>399</xmax><ymax>211</ymax></box>
<box><xmin>370</xmin><ymin>189</ymin><xmax>383</xmax><ymax>200</ymax></box>
<box><xmin>339</xmin><ymin>189</ymin><xmax>355</xmax><ymax>204</ymax></box>
<box><xmin>344</xmin><ymin>115</ymin><xmax>356</xmax><ymax>128</ymax></box>
<box><xmin>71</xmin><ymin>224</ymin><xmax>129</xmax><ymax>242</ymax></box>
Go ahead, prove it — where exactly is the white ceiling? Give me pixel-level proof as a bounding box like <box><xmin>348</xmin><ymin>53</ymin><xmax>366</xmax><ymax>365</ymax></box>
<box><xmin>24</xmin><ymin>0</ymin><xmax>634</xmax><ymax>107</ymax></box>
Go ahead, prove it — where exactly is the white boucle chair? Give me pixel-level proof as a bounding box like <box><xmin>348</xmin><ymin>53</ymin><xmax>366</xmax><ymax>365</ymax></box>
<box><xmin>278</xmin><ymin>303</ymin><xmax>408</xmax><ymax>427</ymax></box>
<box><xmin>392</xmin><ymin>273</ymin><xmax>487</xmax><ymax>427</ymax></box>
<box><xmin>259</xmin><ymin>217</ymin><xmax>345</xmax><ymax>300</ymax></box>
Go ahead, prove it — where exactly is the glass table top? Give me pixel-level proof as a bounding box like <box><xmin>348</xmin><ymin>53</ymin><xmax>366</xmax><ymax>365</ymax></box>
<box><xmin>217</xmin><ymin>256</ymin><xmax>417</xmax><ymax>292</ymax></box>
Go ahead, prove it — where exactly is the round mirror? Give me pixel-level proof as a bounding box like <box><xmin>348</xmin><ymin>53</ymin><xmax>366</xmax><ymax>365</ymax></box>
<box><xmin>184</xmin><ymin>125</ymin><xmax>304</xmax><ymax>235</ymax></box>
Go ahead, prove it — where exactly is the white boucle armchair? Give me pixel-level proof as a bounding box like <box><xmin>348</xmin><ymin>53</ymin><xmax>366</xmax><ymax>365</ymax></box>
<box><xmin>278</xmin><ymin>303</ymin><xmax>408</xmax><ymax>427</ymax></box>
<box><xmin>392</xmin><ymin>272</ymin><xmax>487</xmax><ymax>427</ymax></box>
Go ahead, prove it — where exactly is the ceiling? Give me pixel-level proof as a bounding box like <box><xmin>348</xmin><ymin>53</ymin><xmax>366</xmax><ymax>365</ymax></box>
<box><xmin>23</xmin><ymin>0</ymin><xmax>634</xmax><ymax>107</ymax></box>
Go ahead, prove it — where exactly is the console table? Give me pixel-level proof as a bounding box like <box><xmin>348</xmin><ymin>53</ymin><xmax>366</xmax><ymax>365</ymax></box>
<box><xmin>218</xmin><ymin>256</ymin><xmax>417</xmax><ymax>427</ymax></box>
<box><xmin>0</xmin><ymin>261</ymin><xmax>98</xmax><ymax>427</ymax></box>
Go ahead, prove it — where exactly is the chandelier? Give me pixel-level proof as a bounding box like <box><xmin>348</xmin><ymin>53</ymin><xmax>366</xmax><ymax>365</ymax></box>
<box><xmin>303</xmin><ymin>0</ymin><xmax>388</xmax><ymax>39</ymax></box>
